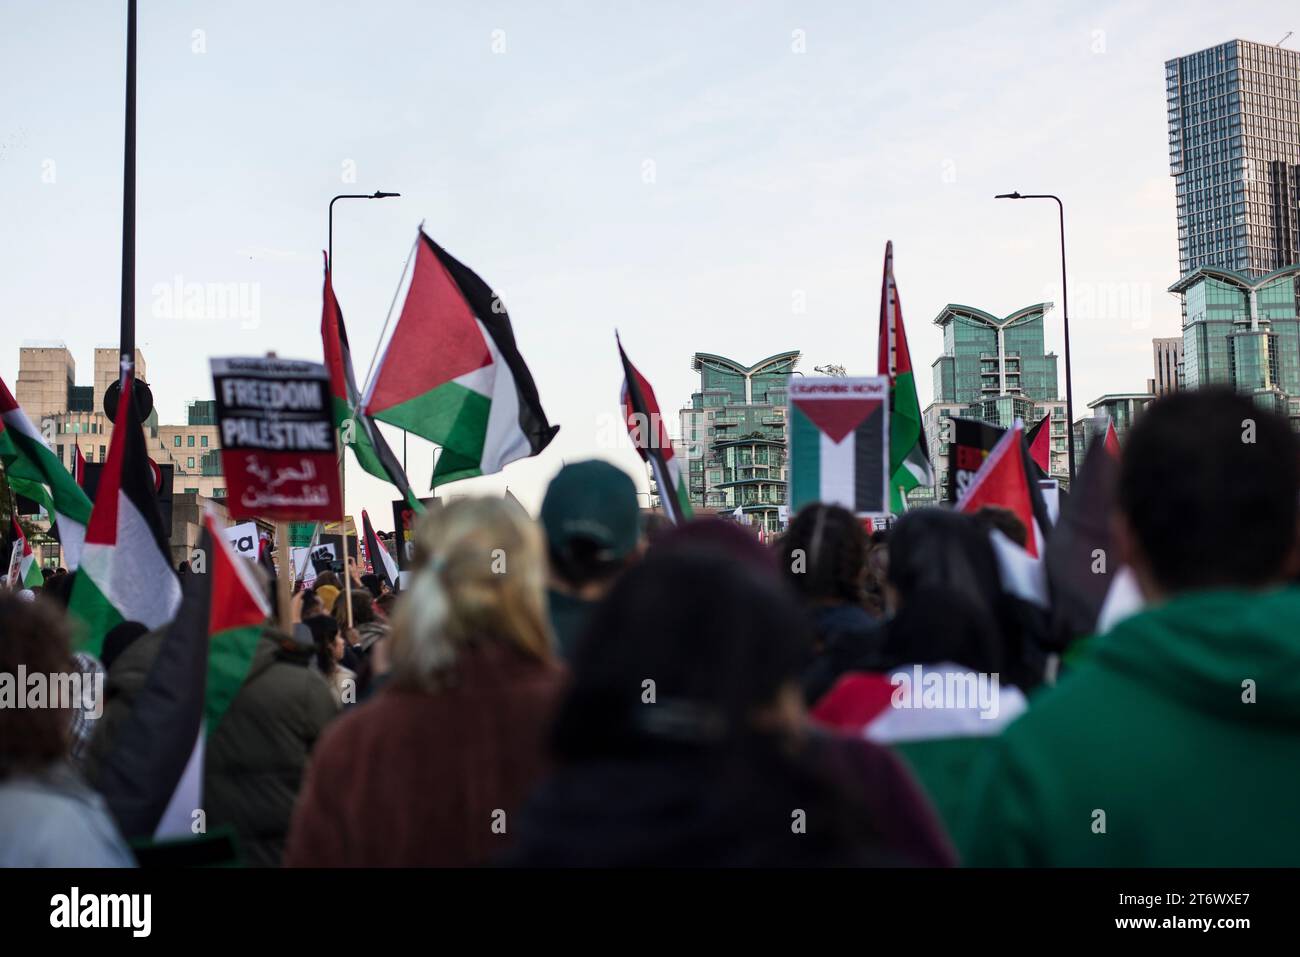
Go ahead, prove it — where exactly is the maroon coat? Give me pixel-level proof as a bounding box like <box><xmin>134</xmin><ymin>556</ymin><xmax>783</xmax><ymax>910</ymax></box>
<box><xmin>284</xmin><ymin>641</ymin><xmax>564</xmax><ymax>867</ymax></box>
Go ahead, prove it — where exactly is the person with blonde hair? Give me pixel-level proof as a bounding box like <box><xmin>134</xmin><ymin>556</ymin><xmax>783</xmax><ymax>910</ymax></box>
<box><xmin>285</xmin><ymin>498</ymin><xmax>564</xmax><ymax>866</ymax></box>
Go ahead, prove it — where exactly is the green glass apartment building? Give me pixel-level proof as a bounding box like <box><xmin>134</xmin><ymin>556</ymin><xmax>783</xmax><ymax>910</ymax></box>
<box><xmin>1163</xmin><ymin>40</ymin><xmax>1300</xmax><ymax>428</ymax></box>
<box><xmin>1168</xmin><ymin>265</ymin><xmax>1300</xmax><ymax>421</ymax></box>
<box><xmin>920</xmin><ymin>303</ymin><xmax>1069</xmax><ymax>501</ymax></box>
<box><xmin>678</xmin><ymin>351</ymin><xmax>799</xmax><ymax>534</ymax></box>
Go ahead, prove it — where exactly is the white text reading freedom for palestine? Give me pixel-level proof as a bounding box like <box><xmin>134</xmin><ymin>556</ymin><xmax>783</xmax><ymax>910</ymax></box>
<box><xmin>221</xmin><ymin>419</ymin><xmax>333</xmax><ymax>451</ymax></box>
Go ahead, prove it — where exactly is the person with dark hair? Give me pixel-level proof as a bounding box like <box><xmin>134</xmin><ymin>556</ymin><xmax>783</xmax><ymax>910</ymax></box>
<box><xmin>359</xmin><ymin>573</ymin><xmax>384</xmax><ymax>600</ymax></box>
<box><xmin>862</xmin><ymin>537</ymin><xmax>889</xmax><ymax>617</ymax></box>
<box><xmin>972</xmin><ymin>505</ymin><xmax>1028</xmax><ymax>550</ymax></box>
<box><xmin>38</xmin><ymin>569</ymin><xmax>75</xmax><ymax>608</ymax></box>
<box><xmin>335</xmin><ymin>588</ymin><xmax>388</xmax><ymax>658</ymax></box>
<box><xmin>965</xmin><ymin>390</ymin><xmax>1300</xmax><ymax>866</ymax></box>
<box><xmin>540</xmin><ymin>460</ymin><xmax>642</xmax><ymax>660</ymax></box>
<box><xmin>506</xmin><ymin>547</ymin><xmax>953</xmax><ymax>867</ymax></box>
<box><xmin>777</xmin><ymin>504</ymin><xmax>883</xmax><ymax>705</ymax></box>
<box><xmin>304</xmin><ymin>615</ymin><xmax>356</xmax><ymax>708</ymax></box>
<box><xmin>298</xmin><ymin>589</ymin><xmax>323</xmax><ymax>622</ymax></box>
<box><xmin>0</xmin><ymin>594</ymin><xmax>134</xmax><ymax>866</ymax></box>
<box><xmin>809</xmin><ymin>508</ymin><xmax>1033</xmax><ymax>840</ymax></box>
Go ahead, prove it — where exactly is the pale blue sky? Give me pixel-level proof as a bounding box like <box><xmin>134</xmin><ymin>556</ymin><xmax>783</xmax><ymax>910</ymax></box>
<box><xmin>1</xmin><ymin>1</ymin><xmax>1293</xmax><ymax>520</ymax></box>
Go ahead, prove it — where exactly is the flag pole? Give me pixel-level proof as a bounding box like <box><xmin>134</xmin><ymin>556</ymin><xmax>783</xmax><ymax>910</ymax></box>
<box><xmin>275</xmin><ymin>521</ymin><xmax>293</xmax><ymax>632</ymax></box>
<box><xmin>360</xmin><ymin>227</ymin><xmax>422</xmax><ymax>398</ymax></box>
<box><xmin>340</xmin><ymin>466</ymin><xmax>353</xmax><ymax>631</ymax></box>
<box><xmin>119</xmin><ymin>0</ymin><xmax>137</xmax><ymax>386</ymax></box>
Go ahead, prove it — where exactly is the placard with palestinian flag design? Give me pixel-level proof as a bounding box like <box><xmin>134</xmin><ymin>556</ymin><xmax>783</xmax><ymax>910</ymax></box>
<box><xmin>789</xmin><ymin>376</ymin><xmax>890</xmax><ymax>518</ymax></box>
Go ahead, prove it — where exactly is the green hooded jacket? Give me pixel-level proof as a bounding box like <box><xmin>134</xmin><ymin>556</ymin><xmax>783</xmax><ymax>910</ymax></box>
<box><xmin>961</xmin><ymin>587</ymin><xmax>1300</xmax><ymax>866</ymax></box>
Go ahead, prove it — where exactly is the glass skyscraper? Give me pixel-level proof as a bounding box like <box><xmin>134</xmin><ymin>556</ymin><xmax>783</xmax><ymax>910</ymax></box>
<box><xmin>1168</xmin><ymin>264</ymin><xmax>1300</xmax><ymax>423</ymax></box>
<box><xmin>1166</xmin><ymin>40</ymin><xmax>1300</xmax><ymax>278</ymax></box>
<box><xmin>920</xmin><ymin>303</ymin><xmax>1068</xmax><ymax>500</ymax></box>
<box><xmin>678</xmin><ymin>351</ymin><xmax>799</xmax><ymax>533</ymax></box>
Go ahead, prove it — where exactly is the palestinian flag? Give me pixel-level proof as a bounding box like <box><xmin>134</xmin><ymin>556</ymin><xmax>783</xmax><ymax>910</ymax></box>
<box><xmin>363</xmin><ymin>230</ymin><xmax>559</xmax><ymax>487</ymax></box>
<box><xmin>955</xmin><ymin>422</ymin><xmax>1048</xmax><ymax>558</ymax></box>
<box><xmin>96</xmin><ymin>508</ymin><xmax>269</xmax><ymax>841</ymax></box>
<box><xmin>810</xmin><ymin>661</ymin><xmax>1028</xmax><ymax>837</ymax></box>
<box><xmin>73</xmin><ymin>444</ymin><xmax>87</xmax><ymax>488</ymax></box>
<box><xmin>1103</xmin><ymin>418</ymin><xmax>1121</xmax><ymax>458</ymax></box>
<box><xmin>361</xmin><ymin>508</ymin><xmax>398</xmax><ymax>591</ymax></box>
<box><xmin>789</xmin><ymin>377</ymin><xmax>890</xmax><ymax>517</ymax></box>
<box><xmin>0</xmin><ymin>376</ymin><xmax>93</xmax><ymax>569</ymax></box>
<box><xmin>877</xmin><ymin>241</ymin><xmax>934</xmax><ymax>513</ymax></box>
<box><xmin>617</xmin><ymin>335</ymin><xmax>692</xmax><ymax>524</ymax></box>
<box><xmin>320</xmin><ymin>256</ymin><xmax>421</xmax><ymax>511</ymax></box>
<box><xmin>1025</xmin><ymin>414</ymin><xmax>1052</xmax><ymax>477</ymax></box>
<box><xmin>201</xmin><ymin>509</ymin><xmax>272</xmax><ymax>737</ymax></box>
<box><xmin>69</xmin><ymin>371</ymin><xmax>181</xmax><ymax>657</ymax></box>
<box><xmin>9</xmin><ymin>516</ymin><xmax>43</xmax><ymax>589</ymax></box>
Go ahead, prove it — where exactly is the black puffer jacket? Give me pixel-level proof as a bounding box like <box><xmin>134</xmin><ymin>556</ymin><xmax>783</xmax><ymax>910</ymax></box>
<box><xmin>204</xmin><ymin>634</ymin><xmax>338</xmax><ymax>867</ymax></box>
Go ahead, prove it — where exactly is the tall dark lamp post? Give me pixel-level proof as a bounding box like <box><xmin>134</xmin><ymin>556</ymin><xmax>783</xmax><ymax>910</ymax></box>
<box><xmin>995</xmin><ymin>191</ymin><xmax>1077</xmax><ymax>482</ymax></box>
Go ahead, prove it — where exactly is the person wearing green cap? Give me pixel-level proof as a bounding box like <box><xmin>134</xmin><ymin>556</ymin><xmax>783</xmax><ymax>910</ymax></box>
<box><xmin>541</xmin><ymin>460</ymin><xmax>644</xmax><ymax>661</ymax></box>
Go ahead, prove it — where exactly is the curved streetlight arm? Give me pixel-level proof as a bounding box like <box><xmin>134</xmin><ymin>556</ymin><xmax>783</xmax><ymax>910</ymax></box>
<box><xmin>995</xmin><ymin>191</ymin><xmax>1075</xmax><ymax>483</ymax></box>
<box><xmin>328</xmin><ymin>191</ymin><xmax>402</xmax><ymax>267</ymax></box>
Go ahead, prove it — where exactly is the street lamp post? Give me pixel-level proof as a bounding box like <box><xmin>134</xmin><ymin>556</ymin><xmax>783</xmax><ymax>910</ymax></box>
<box><xmin>995</xmin><ymin>191</ymin><xmax>1077</xmax><ymax>483</ymax></box>
<box><xmin>326</xmin><ymin>190</ymin><xmax>400</xmax><ymax>629</ymax></box>
<box><xmin>328</xmin><ymin>191</ymin><xmax>401</xmax><ymax>268</ymax></box>
<box><xmin>120</xmin><ymin>0</ymin><xmax>137</xmax><ymax>382</ymax></box>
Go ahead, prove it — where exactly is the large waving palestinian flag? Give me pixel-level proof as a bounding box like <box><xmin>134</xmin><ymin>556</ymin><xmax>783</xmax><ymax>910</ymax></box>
<box><xmin>97</xmin><ymin>507</ymin><xmax>270</xmax><ymax>840</ymax></box>
<box><xmin>363</xmin><ymin>230</ymin><xmax>559</xmax><ymax>487</ymax></box>
<box><xmin>877</xmin><ymin>241</ymin><xmax>934</xmax><ymax>513</ymax></box>
<box><xmin>618</xmin><ymin>335</ymin><xmax>693</xmax><ymax>524</ymax></box>
<box><xmin>321</xmin><ymin>256</ymin><xmax>421</xmax><ymax>511</ymax></box>
<box><xmin>69</xmin><ymin>371</ymin><xmax>181</xmax><ymax>657</ymax></box>
<box><xmin>0</xmin><ymin>375</ymin><xmax>93</xmax><ymax>568</ymax></box>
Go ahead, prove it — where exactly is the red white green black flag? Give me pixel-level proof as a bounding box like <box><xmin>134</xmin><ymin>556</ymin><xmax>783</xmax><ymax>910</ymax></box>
<box><xmin>68</xmin><ymin>370</ymin><xmax>181</xmax><ymax>657</ymax></box>
<box><xmin>0</xmin><ymin>375</ymin><xmax>93</xmax><ymax>568</ymax></box>
<box><xmin>789</xmin><ymin>376</ymin><xmax>890</xmax><ymax>518</ymax></box>
<box><xmin>618</xmin><ymin>335</ymin><xmax>693</xmax><ymax>525</ymax></box>
<box><xmin>363</xmin><ymin>230</ymin><xmax>558</xmax><ymax>487</ymax></box>
<box><xmin>878</xmin><ymin>241</ymin><xmax>934</xmax><ymax>512</ymax></box>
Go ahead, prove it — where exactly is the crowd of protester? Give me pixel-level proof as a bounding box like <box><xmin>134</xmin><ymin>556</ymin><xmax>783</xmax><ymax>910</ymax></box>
<box><xmin>2</xmin><ymin>388</ymin><xmax>1298</xmax><ymax>866</ymax></box>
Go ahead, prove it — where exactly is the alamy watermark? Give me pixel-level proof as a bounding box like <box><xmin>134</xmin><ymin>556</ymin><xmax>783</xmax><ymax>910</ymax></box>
<box><xmin>151</xmin><ymin>275</ymin><xmax>261</xmax><ymax>329</ymax></box>
<box><xmin>0</xmin><ymin>667</ymin><xmax>103</xmax><ymax>719</ymax></box>
<box><xmin>889</xmin><ymin>666</ymin><xmax>1001</xmax><ymax>719</ymax></box>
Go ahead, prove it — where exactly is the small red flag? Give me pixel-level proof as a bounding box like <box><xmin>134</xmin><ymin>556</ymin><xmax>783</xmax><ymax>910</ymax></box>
<box><xmin>955</xmin><ymin>424</ymin><xmax>1042</xmax><ymax>557</ymax></box>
